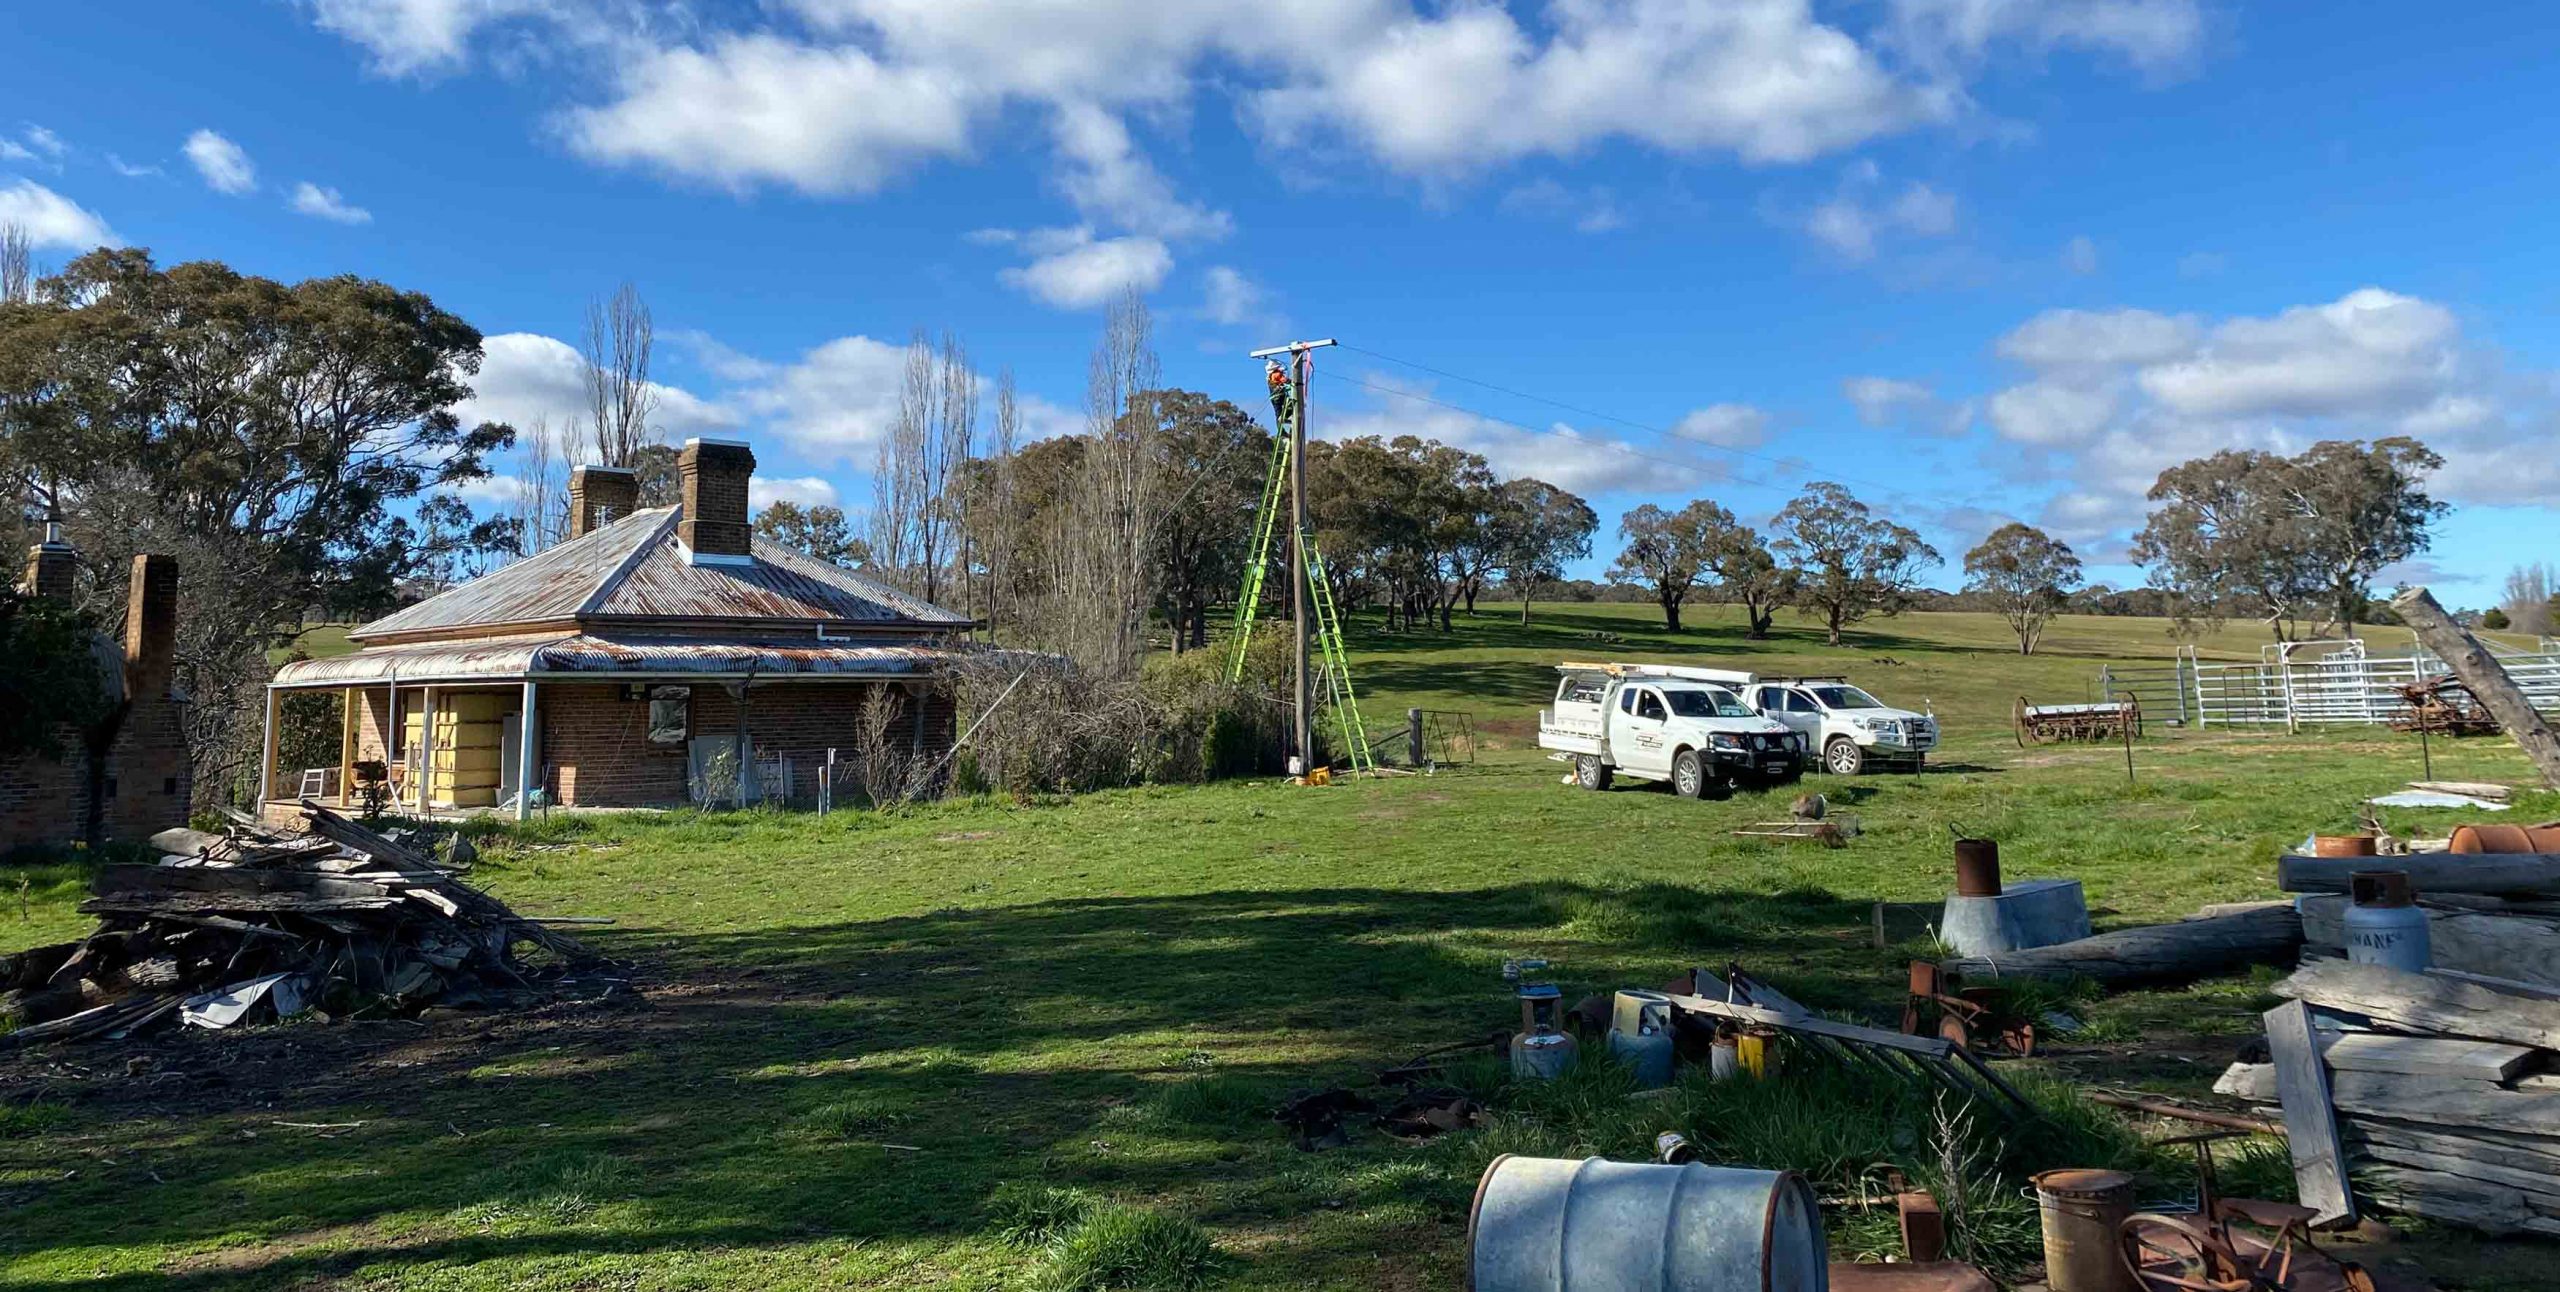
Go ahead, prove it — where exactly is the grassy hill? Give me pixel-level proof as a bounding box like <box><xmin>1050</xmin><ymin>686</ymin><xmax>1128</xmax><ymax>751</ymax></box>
<box><xmin>5</xmin><ymin>602</ymin><xmax>2548</xmax><ymax>1289</ymax></box>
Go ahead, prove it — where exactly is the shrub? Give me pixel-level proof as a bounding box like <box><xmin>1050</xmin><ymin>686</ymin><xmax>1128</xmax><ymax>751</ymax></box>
<box><xmin>988</xmin><ymin>1181</ymin><xmax>1097</xmax><ymax>1247</ymax></box>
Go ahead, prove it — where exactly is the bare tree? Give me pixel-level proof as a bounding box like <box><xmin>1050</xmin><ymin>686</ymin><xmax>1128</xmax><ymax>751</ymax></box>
<box><xmin>1</xmin><ymin>222</ymin><xmax>30</xmax><ymax>304</ymax></box>
<box><xmin>869</xmin><ymin>331</ymin><xmax>979</xmax><ymax>604</ymax></box>
<box><xmin>2506</xmin><ymin>562</ymin><xmax>2557</xmax><ymax>637</ymax></box>
<box><xmin>1065</xmin><ymin>291</ymin><xmax>1161</xmax><ymax>673</ymax></box>
<box><xmin>580</xmin><ymin>282</ymin><xmax>657</xmax><ymax>467</ymax></box>
<box><xmin>983</xmin><ymin>368</ymin><xmax>1022</xmax><ymax>640</ymax></box>
<box><xmin>514</xmin><ymin>415</ymin><xmax>565</xmax><ymax>555</ymax></box>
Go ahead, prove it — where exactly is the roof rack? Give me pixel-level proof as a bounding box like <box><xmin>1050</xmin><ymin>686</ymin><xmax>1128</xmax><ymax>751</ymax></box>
<box><xmin>1556</xmin><ymin>661</ymin><xmax>1757</xmax><ymax>687</ymax></box>
<box><xmin>1756</xmin><ymin>675</ymin><xmax>1851</xmax><ymax>685</ymax></box>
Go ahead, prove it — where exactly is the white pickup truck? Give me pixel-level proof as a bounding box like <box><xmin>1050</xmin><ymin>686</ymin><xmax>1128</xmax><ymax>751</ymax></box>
<box><xmin>1738</xmin><ymin>676</ymin><xmax>1937</xmax><ymax>775</ymax></box>
<box><xmin>1537</xmin><ymin>663</ymin><xmax>1805</xmax><ymax>797</ymax></box>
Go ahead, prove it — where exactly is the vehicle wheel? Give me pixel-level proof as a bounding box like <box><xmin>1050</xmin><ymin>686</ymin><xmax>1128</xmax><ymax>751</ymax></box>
<box><xmin>1824</xmin><ymin>738</ymin><xmax>1866</xmax><ymax>776</ymax></box>
<box><xmin>1672</xmin><ymin>749</ymin><xmax>1707</xmax><ymax>799</ymax></box>
<box><xmin>1575</xmin><ymin>755</ymin><xmax>1613</xmax><ymax>791</ymax></box>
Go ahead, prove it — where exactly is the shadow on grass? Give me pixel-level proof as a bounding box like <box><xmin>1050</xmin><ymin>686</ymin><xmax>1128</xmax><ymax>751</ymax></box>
<box><xmin>1</xmin><ymin>881</ymin><xmax>1900</xmax><ymax>1289</ymax></box>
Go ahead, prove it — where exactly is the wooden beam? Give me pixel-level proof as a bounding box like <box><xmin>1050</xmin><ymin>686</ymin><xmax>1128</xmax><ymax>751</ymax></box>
<box><xmin>2280</xmin><ymin>853</ymin><xmax>2560</xmax><ymax>898</ymax></box>
<box><xmin>2278</xmin><ymin>958</ymin><xmax>2560</xmax><ymax>1049</ymax></box>
<box><xmin>2331</xmin><ymin>1071</ymin><xmax>2560</xmax><ymax>1138</ymax></box>
<box><xmin>2266</xmin><ymin>999</ymin><xmax>2357</xmax><ymax>1225</ymax></box>
<box><xmin>1940</xmin><ymin>904</ymin><xmax>2301</xmax><ymax>987</ymax></box>
<box><xmin>2389</xmin><ymin>585</ymin><xmax>2560</xmax><ymax>789</ymax></box>
<box><xmin>2297</xmin><ymin>895</ymin><xmax>2560</xmax><ymax>990</ymax></box>
<box><xmin>2321</xmin><ymin>1033</ymin><xmax>2536</xmax><ymax>1082</ymax></box>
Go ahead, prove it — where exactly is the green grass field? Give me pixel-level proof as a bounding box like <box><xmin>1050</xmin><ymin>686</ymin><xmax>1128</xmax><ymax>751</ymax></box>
<box><xmin>6</xmin><ymin>602</ymin><xmax>2552</xmax><ymax>1289</ymax></box>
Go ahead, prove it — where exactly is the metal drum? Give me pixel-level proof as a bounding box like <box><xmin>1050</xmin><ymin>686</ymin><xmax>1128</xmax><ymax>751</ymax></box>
<box><xmin>2032</xmin><ymin>1169</ymin><xmax>2137</xmax><ymax>1292</ymax></box>
<box><xmin>1470</xmin><ymin>1155</ymin><xmax>1827</xmax><ymax>1292</ymax></box>
<box><xmin>2344</xmin><ymin>870</ymin><xmax>2431</xmax><ymax>972</ymax></box>
<box><xmin>1608</xmin><ymin>990</ymin><xmax>1677</xmax><ymax>1089</ymax></box>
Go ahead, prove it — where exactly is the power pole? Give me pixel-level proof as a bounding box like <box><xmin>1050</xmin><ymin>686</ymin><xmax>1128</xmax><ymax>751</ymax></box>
<box><xmin>1251</xmin><ymin>337</ymin><xmax>1336</xmax><ymax>773</ymax></box>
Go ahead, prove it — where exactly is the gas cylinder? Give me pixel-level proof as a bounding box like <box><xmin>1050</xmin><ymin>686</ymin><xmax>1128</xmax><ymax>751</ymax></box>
<box><xmin>1513</xmin><ymin>1028</ymin><xmax>1580</xmax><ymax>1081</ymax></box>
<box><xmin>2344</xmin><ymin>870</ymin><xmax>2430</xmax><ymax>972</ymax></box>
<box><xmin>1606</xmin><ymin>989</ymin><xmax>1676</xmax><ymax>1088</ymax></box>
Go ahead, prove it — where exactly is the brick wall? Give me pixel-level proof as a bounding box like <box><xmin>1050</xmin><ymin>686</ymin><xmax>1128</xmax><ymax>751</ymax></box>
<box><xmin>543</xmin><ymin>679</ymin><xmax>952</xmax><ymax>808</ymax></box>
<box><xmin>0</xmin><ymin>690</ymin><xmax>191</xmax><ymax>853</ymax></box>
<box><xmin>677</xmin><ymin>440</ymin><xmax>755</xmax><ymax>557</ymax></box>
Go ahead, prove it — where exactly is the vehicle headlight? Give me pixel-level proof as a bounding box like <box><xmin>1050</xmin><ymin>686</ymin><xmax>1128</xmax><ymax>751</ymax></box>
<box><xmin>1708</xmin><ymin>733</ymin><xmax>1744</xmax><ymax>751</ymax></box>
<box><xmin>1850</xmin><ymin>717</ymin><xmax>1871</xmax><ymax>730</ymax></box>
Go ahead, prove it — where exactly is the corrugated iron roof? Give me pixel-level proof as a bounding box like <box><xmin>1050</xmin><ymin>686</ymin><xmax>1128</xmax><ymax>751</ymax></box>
<box><xmin>349</xmin><ymin>507</ymin><xmax>971</xmax><ymax>642</ymax></box>
<box><xmin>273</xmin><ymin>631</ymin><xmax>976</xmax><ymax>687</ymax></box>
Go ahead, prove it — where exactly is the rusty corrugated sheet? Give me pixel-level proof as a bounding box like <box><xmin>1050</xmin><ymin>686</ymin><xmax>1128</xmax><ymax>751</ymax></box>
<box><xmin>591</xmin><ymin>525</ymin><xmax>970</xmax><ymax>626</ymax></box>
<box><xmin>273</xmin><ymin>632</ymin><xmax>972</xmax><ymax>687</ymax></box>
<box><xmin>348</xmin><ymin>505</ymin><xmax>971</xmax><ymax>643</ymax></box>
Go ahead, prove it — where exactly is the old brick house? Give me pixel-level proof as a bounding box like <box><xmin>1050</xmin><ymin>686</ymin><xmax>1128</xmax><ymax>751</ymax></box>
<box><xmin>262</xmin><ymin>438</ymin><xmax>977</xmax><ymax>821</ymax></box>
<box><xmin>0</xmin><ymin>523</ymin><xmax>191</xmax><ymax>853</ymax></box>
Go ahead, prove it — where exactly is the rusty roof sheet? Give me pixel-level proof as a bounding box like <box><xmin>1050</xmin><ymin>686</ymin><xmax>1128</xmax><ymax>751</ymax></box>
<box><xmin>349</xmin><ymin>507</ymin><xmax>970</xmax><ymax>642</ymax></box>
<box><xmin>273</xmin><ymin>631</ymin><xmax>981</xmax><ymax>687</ymax></box>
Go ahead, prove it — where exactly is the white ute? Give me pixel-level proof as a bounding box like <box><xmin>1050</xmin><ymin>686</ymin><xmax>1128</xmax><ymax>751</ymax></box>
<box><xmin>1537</xmin><ymin>663</ymin><xmax>1805</xmax><ymax>798</ymax></box>
<box><xmin>1739</xmin><ymin>676</ymin><xmax>1937</xmax><ymax>775</ymax></box>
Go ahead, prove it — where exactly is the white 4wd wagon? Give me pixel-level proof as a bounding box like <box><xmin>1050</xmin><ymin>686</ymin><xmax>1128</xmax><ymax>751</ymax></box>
<box><xmin>1740</xmin><ymin>677</ymin><xmax>1936</xmax><ymax>775</ymax></box>
<box><xmin>1537</xmin><ymin>663</ymin><xmax>1805</xmax><ymax>797</ymax></box>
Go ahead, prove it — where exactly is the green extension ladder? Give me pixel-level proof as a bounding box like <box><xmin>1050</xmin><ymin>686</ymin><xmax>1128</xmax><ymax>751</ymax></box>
<box><xmin>1224</xmin><ymin>420</ymin><xmax>1373</xmax><ymax>774</ymax></box>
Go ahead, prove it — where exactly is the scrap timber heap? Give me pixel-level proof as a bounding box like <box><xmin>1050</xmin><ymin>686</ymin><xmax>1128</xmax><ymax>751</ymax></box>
<box><xmin>2</xmin><ymin>801</ymin><xmax>606</xmax><ymax>1047</ymax></box>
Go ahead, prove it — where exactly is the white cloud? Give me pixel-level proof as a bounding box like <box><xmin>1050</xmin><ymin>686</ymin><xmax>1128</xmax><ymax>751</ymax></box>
<box><xmin>1957</xmin><ymin>287</ymin><xmax>2560</xmax><ymax>555</ymax></box>
<box><xmin>105</xmin><ymin>154</ymin><xmax>163</xmax><ymax>178</ymax></box>
<box><xmin>1842</xmin><ymin>376</ymin><xmax>1933</xmax><ymax>426</ymax></box>
<box><xmin>750</xmin><ymin>475</ymin><xmax>841</xmax><ymax>511</ymax></box>
<box><xmin>1048</xmin><ymin>102</ymin><xmax>1229</xmax><ymax>241</ymax></box>
<box><xmin>305</xmin><ymin>0</ymin><xmax>565</xmax><ymax>76</ymax></box>
<box><xmin>1671</xmin><ymin>403</ymin><xmax>1770</xmax><ymax>448</ymax></box>
<box><xmin>456</xmin><ymin>332</ymin><xmax>739</xmax><ymax>445</ymax></box>
<box><xmin>1995</xmin><ymin>307</ymin><xmax>2198</xmax><ymax>369</ymax></box>
<box><xmin>22</xmin><ymin>125</ymin><xmax>66</xmax><ymax>158</ymax></box>
<box><xmin>1199</xmin><ymin>265</ymin><xmax>1266</xmax><ymax>328</ymax></box>
<box><xmin>732</xmin><ymin>334</ymin><xmax>911</xmax><ymax>461</ymax></box>
<box><xmin>1801</xmin><ymin>168</ymin><xmax>1958</xmax><ymax>260</ymax></box>
<box><xmin>2063</xmin><ymin>233</ymin><xmax>2099</xmax><ymax>275</ymax></box>
<box><xmin>566</xmin><ymin>34</ymin><xmax>978</xmax><ymax>195</ymax></box>
<box><xmin>994</xmin><ymin>227</ymin><xmax>1172</xmax><ymax>309</ymax></box>
<box><xmin>0</xmin><ymin>140</ymin><xmax>28</xmax><ymax>163</ymax></box>
<box><xmin>1322</xmin><ymin>374</ymin><xmax>1705</xmax><ymax>496</ymax></box>
<box><xmin>0</xmin><ymin>180</ymin><xmax>118</xmax><ymax>249</ymax></box>
<box><xmin>447</xmin><ymin>473</ymin><xmax>530</xmax><ymax>511</ymax></box>
<box><xmin>183</xmin><ymin>129</ymin><xmax>256</xmax><ymax>194</ymax></box>
<box><xmin>1500</xmin><ymin>178</ymin><xmax>1627</xmax><ymax>233</ymax></box>
<box><xmin>288</xmin><ymin>182</ymin><xmax>372</xmax><ymax>224</ymax></box>
<box><xmin>1884</xmin><ymin>0</ymin><xmax>2206</xmax><ymax>77</ymax></box>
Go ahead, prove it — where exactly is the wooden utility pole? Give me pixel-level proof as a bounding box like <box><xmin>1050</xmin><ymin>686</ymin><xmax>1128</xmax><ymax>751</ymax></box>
<box><xmin>2391</xmin><ymin>586</ymin><xmax>2560</xmax><ymax>789</ymax></box>
<box><xmin>1251</xmin><ymin>338</ymin><xmax>1336</xmax><ymax>772</ymax></box>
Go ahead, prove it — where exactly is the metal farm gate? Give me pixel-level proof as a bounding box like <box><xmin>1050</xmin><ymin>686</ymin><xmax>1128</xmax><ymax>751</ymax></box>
<box><xmin>2098</xmin><ymin>639</ymin><xmax>2560</xmax><ymax>731</ymax></box>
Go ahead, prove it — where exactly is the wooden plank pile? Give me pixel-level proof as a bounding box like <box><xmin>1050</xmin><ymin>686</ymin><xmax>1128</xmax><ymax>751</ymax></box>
<box><xmin>2</xmin><ymin>801</ymin><xmax>598</xmax><ymax>1047</ymax></box>
<box><xmin>2216</xmin><ymin>960</ymin><xmax>2560</xmax><ymax>1237</ymax></box>
<box><xmin>2280</xmin><ymin>842</ymin><xmax>2560</xmax><ymax>997</ymax></box>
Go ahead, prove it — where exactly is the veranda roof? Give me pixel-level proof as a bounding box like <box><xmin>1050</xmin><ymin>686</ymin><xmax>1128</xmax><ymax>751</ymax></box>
<box><xmin>271</xmin><ymin>631</ymin><xmax>967</xmax><ymax>688</ymax></box>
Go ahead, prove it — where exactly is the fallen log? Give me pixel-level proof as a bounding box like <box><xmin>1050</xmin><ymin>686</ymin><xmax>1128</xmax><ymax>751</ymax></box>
<box><xmin>2297</xmin><ymin>895</ymin><xmax>2560</xmax><ymax>990</ymax></box>
<box><xmin>2391</xmin><ymin>586</ymin><xmax>2560</xmax><ymax>789</ymax></box>
<box><xmin>2276</xmin><ymin>959</ymin><xmax>2560</xmax><ymax>1049</ymax></box>
<box><xmin>2280</xmin><ymin>852</ymin><xmax>2560</xmax><ymax>898</ymax></box>
<box><xmin>1940</xmin><ymin>904</ymin><xmax>2301</xmax><ymax>987</ymax></box>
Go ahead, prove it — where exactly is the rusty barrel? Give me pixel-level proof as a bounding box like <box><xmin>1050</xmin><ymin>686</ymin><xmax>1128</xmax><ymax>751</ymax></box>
<box><xmin>1471</xmin><ymin>1155</ymin><xmax>1826</xmax><ymax>1292</ymax></box>
<box><xmin>2032</xmin><ymin>1169</ymin><xmax>2136</xmax><ymax>1292</ymax></box>
<box><xmin>1952</xmin><ymin>838</ymin><xmax>2001</xmax><ymax>897</ymax></box>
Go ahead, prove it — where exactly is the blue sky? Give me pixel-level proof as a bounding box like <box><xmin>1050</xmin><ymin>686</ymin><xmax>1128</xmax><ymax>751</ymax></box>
<box><xmin>5</xmin><ymin>1</ymin><xmax>2556</xmax><ymax>607</ymax></box>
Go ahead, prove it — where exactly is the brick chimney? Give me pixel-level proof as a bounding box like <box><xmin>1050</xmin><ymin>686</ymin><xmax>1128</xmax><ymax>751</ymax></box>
<box><xmin>567</xmin><ymin>465</ymin><xmax>639</xmax><ymax>540</ymax></box>
<box><xmin>677</xmin><ymin>438</ymin><xmax>756</xmax><ymax>564</ymax></box>
<box><xmin>20</xmin><ymin>510</ymin><xmax>78</xmax><ymax>600</ymax></box>
<box><xmin>123</xmin><ymin>553</ymin><xmax>178</xmax><ymax>699</ymax></box>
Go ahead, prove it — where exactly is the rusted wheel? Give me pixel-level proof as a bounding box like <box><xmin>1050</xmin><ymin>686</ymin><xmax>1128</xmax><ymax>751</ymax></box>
<box><xmin>2120</xmin><ymin>1212</ymin><xmax>2240</xmax><ymax>1292</ymax></box>
<box><xmin>2013</xmin><ymin>696</ymin><xmax>2035</xmax><ymax>747</ymax></box>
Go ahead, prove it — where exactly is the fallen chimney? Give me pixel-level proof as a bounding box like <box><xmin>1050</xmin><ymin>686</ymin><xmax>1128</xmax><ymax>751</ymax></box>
<box><xmin>677</xmin><ymin>438</ymin><xmax>756</xmax><ymax>564</ymax></box>
<box><xmin>124</xmin><ymin>553</ymin><xmax>177</xmax><ymax>699</ymax></box>
<box><xmin>567</xmin><ymin>465</ymin><xmax>639</xmax><ymax>540</ymax></box>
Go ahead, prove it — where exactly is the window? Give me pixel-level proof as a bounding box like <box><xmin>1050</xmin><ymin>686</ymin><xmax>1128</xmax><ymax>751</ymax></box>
<box><xmin>1807</xmin><ymin>686</ymin><xmax>1882</xmax><ymax>710</ymax></box>
<box><xmin>1619</xmin><ymin>688</ymin><xmax>1638</xmax><ymax>714</ymax></box>
<box><xmin>1635</xmin><ymin>691</ymin><xmax>1667</xmax><ymax>721</ymax></box>
<box><xmin>1560</xmin><ymin>676</ymin><xmax>1606</xmax><ymax>705</ymax></box>
<box><xmin>1667</xmin><ymin>688</ymin><xmax>1754</xmax><ymax>719</ymax></box>
<box><xmin>1783</xmin><ymin>690</ymin><xmax>1819</xmax><ymax>713</ymax></box>
<box><xmin>647</xmin><ymin>687</ymin><xmax>691</xmax><ymax>746</ymax></box>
